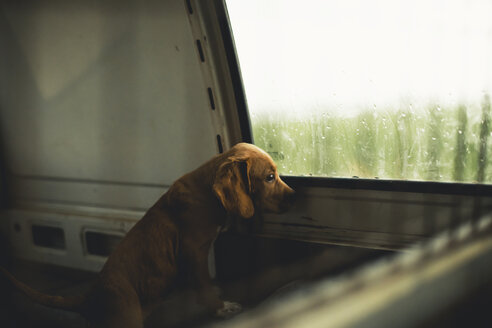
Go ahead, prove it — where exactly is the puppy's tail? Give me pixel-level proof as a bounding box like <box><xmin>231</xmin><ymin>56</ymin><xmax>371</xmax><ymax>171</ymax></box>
<box><xmin>0</xmin><ymin>266</ymin><xmax>85</xmax><ymax>313</ymax></box>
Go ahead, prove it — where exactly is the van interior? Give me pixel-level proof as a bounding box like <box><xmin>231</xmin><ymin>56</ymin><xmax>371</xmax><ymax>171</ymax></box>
<box><xmin>0</xmin><ymin>1</ymin><xmax>491</xmax><ymax>327</ymax></box>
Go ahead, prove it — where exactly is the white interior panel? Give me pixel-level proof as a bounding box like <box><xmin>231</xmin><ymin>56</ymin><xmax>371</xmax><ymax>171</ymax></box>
<box><xmin>0</xmin><ymin>0</ymin><xmax>217</xmax><ymax>209</ymax></box>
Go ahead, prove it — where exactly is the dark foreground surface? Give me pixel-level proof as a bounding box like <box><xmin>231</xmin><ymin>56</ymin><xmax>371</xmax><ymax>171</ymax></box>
<box><xmin>2</xmin><ymin>233</ymin><xmax>489</xmax><ymax>328</ymax></box>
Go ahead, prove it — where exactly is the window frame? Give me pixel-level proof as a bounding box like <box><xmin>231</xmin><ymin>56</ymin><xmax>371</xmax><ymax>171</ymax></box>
<box><xmin>212</xmin><ymin>0</ymin><xmax>253</xmax><ymax>144</ymax></box>
<box><xmin>213</xmin><ymin>0</ymin><xmax>492</xmax><ymax>197</ymax></box>
<box><xmin>188</xmin><ymin>0</ymin><xmax>492</xmax><ymax>251</ymax></box>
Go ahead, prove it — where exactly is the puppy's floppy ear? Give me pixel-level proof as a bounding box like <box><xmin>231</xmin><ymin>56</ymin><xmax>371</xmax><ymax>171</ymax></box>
<box><xmin>213</xmin><ymin>159</ymin><xmax>254</xmax><ymax>218</ymax></box>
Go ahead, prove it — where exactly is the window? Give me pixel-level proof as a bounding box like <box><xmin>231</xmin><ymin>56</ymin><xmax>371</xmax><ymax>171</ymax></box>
<box><xmin>225</xmin><ymin>0</ymin><xmax>492</xmax><ymax>183</ymax></box>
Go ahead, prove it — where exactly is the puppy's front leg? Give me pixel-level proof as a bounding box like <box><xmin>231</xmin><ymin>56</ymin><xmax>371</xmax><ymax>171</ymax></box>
<box><xmin>184</xmin><ymin>242</ymin><xmax>242</xmax><ymax>318</ymax></box>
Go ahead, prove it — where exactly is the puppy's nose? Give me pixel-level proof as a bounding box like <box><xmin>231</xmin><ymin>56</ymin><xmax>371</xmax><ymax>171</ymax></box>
<box><xmin>284</xmin><ymin>188</ymin><xmax>296</xmax><ymax>204</ymax></box>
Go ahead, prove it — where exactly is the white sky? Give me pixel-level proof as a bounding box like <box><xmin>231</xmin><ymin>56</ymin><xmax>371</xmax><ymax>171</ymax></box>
<box><xmin>226</xmin><ymin>0</ymin><xmax>492</xmax><ymax>116</ymax></box>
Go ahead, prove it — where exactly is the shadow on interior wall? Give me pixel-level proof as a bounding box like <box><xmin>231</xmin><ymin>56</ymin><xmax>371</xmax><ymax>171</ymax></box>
<box><xmin>0</xmin><ymin>7</ymin><xmax>44</xmax><ymax>188</ymax></box>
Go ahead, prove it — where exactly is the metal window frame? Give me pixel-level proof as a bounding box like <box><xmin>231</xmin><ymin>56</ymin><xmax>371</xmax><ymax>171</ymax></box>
<box><xmin>204</xmin><ymin>0</ymin><xmax>492</xmax><ymax>196</ymax></box>
<box><xmin>190</xmin><ymin>0</ymin><xmax>492</xmax><ymax>250</ymax></box>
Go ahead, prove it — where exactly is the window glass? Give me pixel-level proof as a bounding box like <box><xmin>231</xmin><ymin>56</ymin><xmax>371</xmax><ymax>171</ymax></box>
<box><xmin>226</xmin><ymin>0</ymin><xmax>492</xmax><ymax>183</ymax></box>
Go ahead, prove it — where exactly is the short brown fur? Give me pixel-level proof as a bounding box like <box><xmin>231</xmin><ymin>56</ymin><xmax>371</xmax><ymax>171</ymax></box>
<box><xmin>0</xmin><ymin>143</ymin><xmax>295</xmax><ymax>327</ymax></box>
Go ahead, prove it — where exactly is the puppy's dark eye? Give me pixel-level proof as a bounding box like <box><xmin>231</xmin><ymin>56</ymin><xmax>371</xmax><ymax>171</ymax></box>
<box><xmin>266</xmin><ymin>174</ymin><xmax>275</xmax><ymax>182</ymax></box>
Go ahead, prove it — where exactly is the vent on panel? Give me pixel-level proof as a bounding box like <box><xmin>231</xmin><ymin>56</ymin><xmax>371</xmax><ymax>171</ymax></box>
<box><xmin>207</xmin><ymin>87</ymin><xmax>216</xmax><ymax>110</ymax></box>
<box><xmin>216</xmin><ymin>134</ymin><xmax>224</xmax><ymax>153</ymax></box>
<box><xmin>186</xmin><ymin>0</ymin><xmax>193</xmax><ymax>14</ymax></box>
<box><xmin>196</xmin><ymin>39</ymin><xmax>205</xmax><ymax>62</ymax></box>
<box><xmin>84</xmin><ymin>231</ymin><xmax>123</xmax><ymax>257</ymax></box>
<box><xmin>31</xmin><ymin>225</ymin><xmax>66</xmax><ymax>250</ymax></box>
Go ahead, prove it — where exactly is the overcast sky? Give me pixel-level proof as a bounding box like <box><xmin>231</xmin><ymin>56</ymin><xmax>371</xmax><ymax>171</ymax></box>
<box><xmin>226</xmin><ymin>0</ymin><xmax>492</xmax><ymax>116</ymax></box>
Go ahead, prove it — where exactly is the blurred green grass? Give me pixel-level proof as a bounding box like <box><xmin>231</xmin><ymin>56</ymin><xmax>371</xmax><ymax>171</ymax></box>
<box><xmin>252</xmin><ymin>95</ymin><xmax>492</xmax><ymax>183</ymax></box>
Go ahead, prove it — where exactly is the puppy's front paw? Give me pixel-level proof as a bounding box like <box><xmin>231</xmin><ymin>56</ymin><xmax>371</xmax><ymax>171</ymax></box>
<box><xmin>216</xmin><ymin>301</ymin><xmax>242</xmax><ymax>318</ymax></box>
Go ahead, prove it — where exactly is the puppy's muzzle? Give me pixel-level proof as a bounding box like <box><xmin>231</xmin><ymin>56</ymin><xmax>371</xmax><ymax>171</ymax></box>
<box><xmin>279</xmin><ymin>187</ymin><xmax>296</xmax><ymax>212</ymax></box>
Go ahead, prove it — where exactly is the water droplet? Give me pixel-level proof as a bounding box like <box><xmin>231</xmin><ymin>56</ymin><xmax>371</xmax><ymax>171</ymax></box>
<box><xmin>458</xmin><ymin>130</ymin><xmax>463</xmax><ymax>134</ymax></box>
<box><xmin>432</xmin><ymin>137</ymin><xmax>437</xmax><ymax>141</ymax></box>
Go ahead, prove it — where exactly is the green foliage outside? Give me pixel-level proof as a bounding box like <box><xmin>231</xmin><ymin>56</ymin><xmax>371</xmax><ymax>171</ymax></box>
<box><xmin>252</xmin><ymin>94</ymin><xmax>492</xmax><ymax>183</ymax></box>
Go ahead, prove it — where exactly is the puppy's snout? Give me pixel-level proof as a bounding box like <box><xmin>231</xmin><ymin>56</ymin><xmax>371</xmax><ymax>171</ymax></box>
<box><xmin>279</xmin><ymin>186</ymin><xmax>296</xmax><ymax>214</ymax></box>
<box><xmin>284</xmin><ymin>188</ymin><xmax>296</xmax><ymax>204</ymax></box>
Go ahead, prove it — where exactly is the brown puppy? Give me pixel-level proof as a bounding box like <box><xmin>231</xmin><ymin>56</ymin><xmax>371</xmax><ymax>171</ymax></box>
<box><xmin>0</xmin><ymin>143</ymin><xmax>295</xmax><ymax>327</ymax></box>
